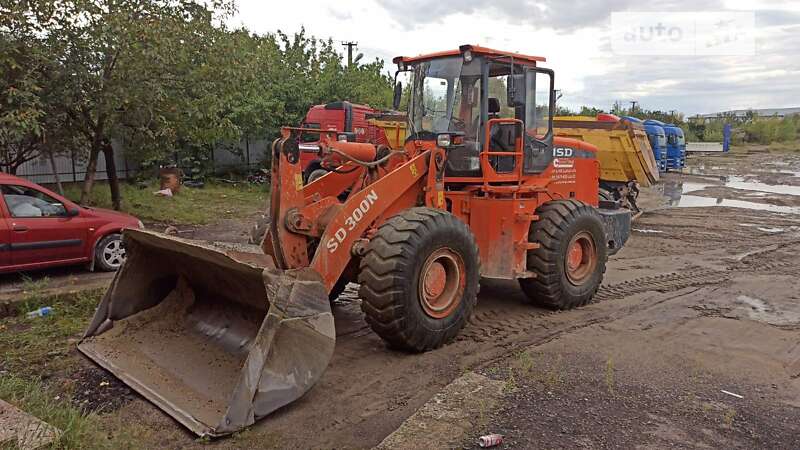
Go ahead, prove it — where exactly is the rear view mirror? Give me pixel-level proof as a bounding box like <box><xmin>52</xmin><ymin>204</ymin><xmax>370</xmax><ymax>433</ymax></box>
<box><xmin>67</xmin><ymin>207</ymin><xmax>80</xmax><ymax>217</ymax></box>
<box><xmin>393</xmin><ymin>82</ymin><xmax>403</xmax><ymax>110</ymax></box>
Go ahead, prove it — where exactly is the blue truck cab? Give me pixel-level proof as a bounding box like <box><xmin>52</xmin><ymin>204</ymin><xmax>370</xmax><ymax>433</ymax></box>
<box><xmin>624</xmin><ymin>116</ymin><xmax>666</xmax><ymax>172</ymax></box>
<box><xmin>642</xmin><ymin>119</ymin><xmax>668</xmax><ymax>172</ymax></box>
<box><xmin>663</xmin><ymin>123</ymin><xmax>686</xmax><ymax>169</ymax></box>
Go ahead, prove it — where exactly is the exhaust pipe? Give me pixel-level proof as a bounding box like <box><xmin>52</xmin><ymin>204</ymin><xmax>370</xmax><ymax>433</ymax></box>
<box><xmin>78</xmin><ymin>230</ymin><xmax>335</xmax><ymax>437</ymax></box>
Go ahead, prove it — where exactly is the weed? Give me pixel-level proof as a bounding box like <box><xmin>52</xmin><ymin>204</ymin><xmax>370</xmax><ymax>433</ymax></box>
<box><xmin>504</xmin><ymin>372</ymin><xmax>518</xmax><ymax>393</ymax></box>
<box><xmin>516</xmin><ymin>351</ymin><xmax>534</xmax><ymax>377</ymax></box>
<box><xmin>18</xmin><ymin>274</ymin><xmax>51</xmax><ymax>304</ymax></box>
<box><xmin>541</xmin><ymin>354</ymin><xmax>565</xmax><ymax>389</ymax></box>
<box><xmin>722</xmin><ymin>408</ymin><xmax>737</xmax><ymax>427</ymax></box>
<box><xmin>605</xmin><ymin>356</ymin><xmax>615</xmax><ymax>395</ymax></box>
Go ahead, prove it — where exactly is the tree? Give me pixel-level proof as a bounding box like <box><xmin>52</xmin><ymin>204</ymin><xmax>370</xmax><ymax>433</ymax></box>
<box><xmin>0</xmin><ymin>6</ymin><xmax>48</xmax><ymax>174</ymax></box>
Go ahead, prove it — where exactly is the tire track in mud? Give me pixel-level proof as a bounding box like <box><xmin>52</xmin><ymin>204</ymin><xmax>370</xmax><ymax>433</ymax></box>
<box><xmin>457</xmin><ymin>267</ymin><xmax>730</xmax><ymax>345</ymax></box>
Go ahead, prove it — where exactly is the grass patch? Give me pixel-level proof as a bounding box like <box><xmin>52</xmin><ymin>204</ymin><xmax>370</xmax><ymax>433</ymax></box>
<box><xmin>0</xmin><ymin>375</ymin><xmax>138</xmax><ymax>449</ymax></box>
<box><xmin>0</xmin><ymin>289</ymin><xmax>103</xmax><ymax>378</ymax></box>
<box><xmin>62</xmin><ymin>181</ymin><xmax>267</xmax><ymax>225</ymax></box>
<box><xmin>0</xmin><ymin>289</ymin><xmax>146</xmax><ymax>449</ymax></box>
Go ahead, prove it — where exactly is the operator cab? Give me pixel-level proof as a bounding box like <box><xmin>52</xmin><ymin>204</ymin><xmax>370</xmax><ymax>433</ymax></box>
<box><xmin>393</xmin><ymin>45</ymin><xmax>556</xmax><ymax>180</ymax></box>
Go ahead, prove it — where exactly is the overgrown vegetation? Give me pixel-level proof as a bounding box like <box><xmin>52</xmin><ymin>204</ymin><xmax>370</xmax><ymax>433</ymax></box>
<box><xmin>0</xmin><ymin>289</ymin><xmax>102</xmax><ymax>377</ymax></box>
<box><xmin>1</xmin><ymin>1</ymin><xmax>393</xmax><ymax>209</ymax></box>
<box><xmin>61</xmin><ymin>181</ymin><xmax>267</xmax><ymax>225</ymax></box>
<box><xmin>558</xmin><ymin>100</ymin><xmax>800</xmax><ymax>146</ymax></box>
<box><xmin>687</xmin><ymin>111</ymin><xmax>799</xmax><ymax>145</ymax></box>
<box><xmin>0</xmin><ymin>288</ymin><xmax>145</xmax><ymax>448</ymax></box>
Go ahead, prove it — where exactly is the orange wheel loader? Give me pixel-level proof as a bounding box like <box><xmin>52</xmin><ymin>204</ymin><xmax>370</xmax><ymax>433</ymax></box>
<box><xmin>78</xmin><ymin>45</ymin><xmax>632</xmax><ymax>437</ymax></box>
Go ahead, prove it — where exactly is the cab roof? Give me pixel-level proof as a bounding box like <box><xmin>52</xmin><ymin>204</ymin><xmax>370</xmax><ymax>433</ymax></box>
<box><xmin>393</xmin><ymin>45</ymin><xmax>545</xmax><ymax>66</ymax></box>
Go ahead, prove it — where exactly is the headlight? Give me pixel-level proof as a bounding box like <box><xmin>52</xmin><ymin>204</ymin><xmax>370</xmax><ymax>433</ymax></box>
<box><xmin>337</xmin><ymin>134</ymin><xmax>348</xmax><ymax>142</ymax></box>
<box><xmin>137</xmin><ymin>220</ymin><xmax>145</xmax><ymax>229</ymax></box>
<box><xmin>436</xmin><ymin>134</ymin><xmax>451</xmax><ymax>148</ymax></box>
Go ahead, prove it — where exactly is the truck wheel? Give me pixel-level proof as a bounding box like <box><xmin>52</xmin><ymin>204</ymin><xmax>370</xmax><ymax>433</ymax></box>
<box><xmin>95</xmin><ymin>233</ymin><xmax>126</xmax><ymax>271</ymax></box>
<box><xmin>519</xmin><ymin>200</ymin><xmax>607</xmax><ymax>310</ymax></box>
<box><xmin>358</xmin><ymin>207</ymin><xmax>479</xmax><ymax>352</ymax></box>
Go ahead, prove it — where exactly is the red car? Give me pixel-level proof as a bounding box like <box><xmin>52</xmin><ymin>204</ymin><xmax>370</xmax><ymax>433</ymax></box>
<box><xmin>0</xmin><ymin>172</ymin><xmax>143</xmax><ymax>274</ymax></box>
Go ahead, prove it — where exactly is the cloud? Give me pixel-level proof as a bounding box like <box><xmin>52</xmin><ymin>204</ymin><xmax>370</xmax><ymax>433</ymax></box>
<box><xmin>565</xmin><ymin>23</ymin><xmax>800</xmax><ymax>115</ymax></box>
<box><xmin>231</xmin><ymin>0</ymin><xmax>800</xmax><ymax>115</ymax></box>
<box><xmin>376</xmin><ymin>0</ymin><xmax>725</xmax><ymax>31</ymax></box>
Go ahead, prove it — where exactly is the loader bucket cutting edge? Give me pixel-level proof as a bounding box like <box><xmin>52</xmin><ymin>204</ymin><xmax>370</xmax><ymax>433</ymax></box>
<box><xmin>78</xmin><ymin>229</ymin><xmax>335</xmax><ymax>437</ymax></box>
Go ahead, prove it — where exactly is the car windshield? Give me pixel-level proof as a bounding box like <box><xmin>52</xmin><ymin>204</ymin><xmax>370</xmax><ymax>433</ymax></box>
<box><xmin>408</xmin><ymin>56</ymin><xmax>482</xmax><ymax>137</ymax></box>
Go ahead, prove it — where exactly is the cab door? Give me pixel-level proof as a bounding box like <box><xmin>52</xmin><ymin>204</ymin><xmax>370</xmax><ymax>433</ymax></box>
<box><xmin>1</xmin><ymin>183</ymin><xmax>87</xmax><ymax>268</ymax></box>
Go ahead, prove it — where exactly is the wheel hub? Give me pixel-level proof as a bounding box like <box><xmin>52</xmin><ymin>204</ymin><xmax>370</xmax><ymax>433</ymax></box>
<box><xmin>423</xmin><ymin>261</ymin><xmax>447</xmax><ymax>299</ymax></box>
<box><xmin>419</xmin><ymin>248</ymin><xmax>466</xmax><ymax>319</ymax></box>
<box><xmin>565</xmin><ymin>232</ymin><xmax>597</xmax><ymax>285</ymax></box>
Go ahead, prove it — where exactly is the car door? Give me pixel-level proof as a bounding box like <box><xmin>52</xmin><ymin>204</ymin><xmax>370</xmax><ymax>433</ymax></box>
<box><xmin>1</xmin><ymin>183</ymin><xmax>88</xmax><ymax>268</ymax></box>
<box><xmin>0</xmin><ymin>195</ymin><xmax>10</xmax><ymax>268</ymax></box>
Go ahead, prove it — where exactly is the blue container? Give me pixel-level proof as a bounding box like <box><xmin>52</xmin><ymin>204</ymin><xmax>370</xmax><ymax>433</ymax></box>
<box><xmin>642</xmin><ymin>119</ymin><xmax>668</xmax><ymax>172</ymax></box>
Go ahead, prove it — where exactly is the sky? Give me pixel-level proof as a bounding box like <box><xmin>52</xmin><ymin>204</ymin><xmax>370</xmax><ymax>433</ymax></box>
<box><xmin>228</xmin><ymin>0</ymin><xmax>800</xmax><ymax>116</ymax></box>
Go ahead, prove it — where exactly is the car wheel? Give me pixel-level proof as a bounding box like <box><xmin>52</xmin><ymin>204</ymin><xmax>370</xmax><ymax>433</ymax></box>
<box><xmin>95</xmin><ymin>233</ymin><xmax>126</xmax><ymax>271</ymax></box>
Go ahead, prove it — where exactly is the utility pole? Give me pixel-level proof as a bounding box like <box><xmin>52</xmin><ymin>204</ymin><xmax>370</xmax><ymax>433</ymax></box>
<box><xmin>342</xmin><ymin>41</ymin><xmax>358</xmax><ymax>66</ymax></box>
<box><xmin>629</xmin><ymin>100</ymin><xmax>638</xmax><ymax>113</ymax></box>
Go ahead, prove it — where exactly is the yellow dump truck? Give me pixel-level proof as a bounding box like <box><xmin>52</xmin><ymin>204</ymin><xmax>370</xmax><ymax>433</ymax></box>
<box><xmin>366</xmin><ymin>111</ymin><xmax>407</xmax><ymax>149</ymax></box>
<box><xmin>554</xmin><ymin>114</ymin><xmax>660</xmax><ymax>212</ymax></box>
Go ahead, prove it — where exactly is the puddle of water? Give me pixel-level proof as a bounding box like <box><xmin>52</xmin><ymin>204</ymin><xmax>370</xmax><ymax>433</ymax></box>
<box><xmin>724</xmin><ymin>180</ymin><xmax>800</xmax><ymax>197</ymax></box>
<box><xmin>735</xmin><ymin>295</ymin><xmax>800</xmax><ymax>326</ymax></box>
<box><xmin>673</xmin><ymin>195</ymin><xmax>800</xmax><ymax>215</ymax></box>
<box><xmin>681</xmin><ymin>182</ymin><xmax>713</xmax><ymax>193</ymax></box>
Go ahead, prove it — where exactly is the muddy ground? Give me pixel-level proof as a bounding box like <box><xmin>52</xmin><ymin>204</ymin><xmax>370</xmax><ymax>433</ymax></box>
<box><xmin>3</xmin><ymin>145</ymin><xmax>800</xmax><ymax>448</ymax></box>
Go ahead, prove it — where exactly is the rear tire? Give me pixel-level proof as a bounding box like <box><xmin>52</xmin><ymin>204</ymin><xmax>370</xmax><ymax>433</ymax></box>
<box><xmin>95</xmin><ymin>233</ymin><xmax>126</xmax><ymax>272</ymax></box>
<box><xmin>358</xmin><ymin>207</ymin><xmax>479</xmax><ymax>352</ymax></box>
<box><xmin>519</xmin><ymin>200</ymin><xmax>607</xmax><ymax>310</ymax></box>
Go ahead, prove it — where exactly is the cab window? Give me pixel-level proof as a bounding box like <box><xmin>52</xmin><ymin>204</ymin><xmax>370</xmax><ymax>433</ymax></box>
<box><xmin>301</xmin><ymin>123</ymin><xmax>321</xmax><ymax>143</ymax></box>
<box><xmin>1</xmin><ymin>185</ymin><xmax>67</xmax><ymax>218</ymax></box>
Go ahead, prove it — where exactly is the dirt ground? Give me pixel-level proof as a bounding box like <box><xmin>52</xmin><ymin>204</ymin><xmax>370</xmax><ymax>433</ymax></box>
<box><xmin>3</xmin><ymin>145</ymin><xmax>800</xmax><ymax>448</ymax></box>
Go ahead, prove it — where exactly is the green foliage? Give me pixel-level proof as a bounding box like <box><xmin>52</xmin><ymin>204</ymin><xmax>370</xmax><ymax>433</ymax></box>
<box><xmin>554</xmin><ymin>105</ymin><xmax>607</xmax><ymax>117</ymax></box>
<box><xmin>1</xmin><ymin>1</ymin><xmax>392</xmax><ymax>205</ymax></box>
<box><xmin>690</xmin><ymin>114</ymin><xmax>798</xmax><ymax>145</ymax></box>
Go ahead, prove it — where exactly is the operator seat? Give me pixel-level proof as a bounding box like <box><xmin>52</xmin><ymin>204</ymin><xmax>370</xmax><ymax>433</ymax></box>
<box><xmin>487</xmin><ymin>97</ymin><xmax>516</xmax><ymax>173</ymax></box>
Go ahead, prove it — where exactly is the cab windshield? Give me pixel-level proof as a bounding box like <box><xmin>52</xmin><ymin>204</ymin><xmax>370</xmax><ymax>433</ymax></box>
<box><xmin>408</xmin><ymin>56</ymin><xmax>482</xmax><ymax>138</ymax></box>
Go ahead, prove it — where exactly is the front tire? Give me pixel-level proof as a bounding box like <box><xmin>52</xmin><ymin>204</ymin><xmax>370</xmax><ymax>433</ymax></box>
<box><xmin>358</xmin><ymin>208</ymin><xmax>479</xmax><ymax>352</ymax></box>
<box><xmin>95</xmin><ymin>233</ymin><xmax>126</xmax><ymax>271</ymax></box>
<box><xmin>519</xmin><ymin>200</ymin><xmax>607</xmax><ymax>310</ymax></box>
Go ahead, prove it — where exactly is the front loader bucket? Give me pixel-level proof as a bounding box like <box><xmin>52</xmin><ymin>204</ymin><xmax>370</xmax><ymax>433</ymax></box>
<box><xmin>78</xmin><ymin>230</ymin><xmax>334</xmax><ymax>437</ymax></box>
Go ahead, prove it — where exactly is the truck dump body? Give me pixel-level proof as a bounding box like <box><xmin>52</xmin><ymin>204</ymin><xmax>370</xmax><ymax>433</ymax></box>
<box><xmin>553</xmin><ymin>115</ymin><xmax>660</xmax><ymax>187</ymax></box>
